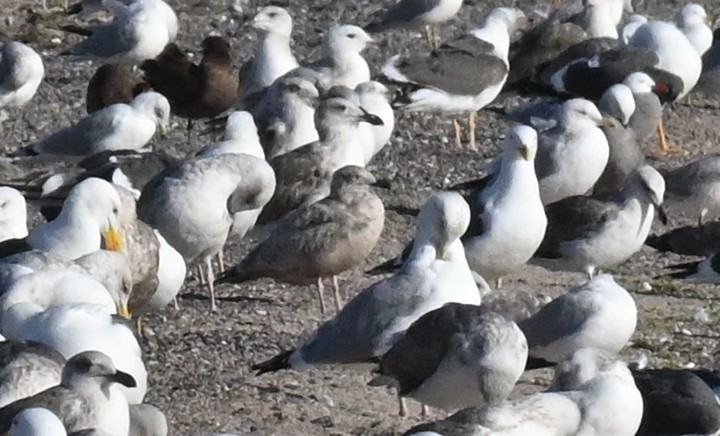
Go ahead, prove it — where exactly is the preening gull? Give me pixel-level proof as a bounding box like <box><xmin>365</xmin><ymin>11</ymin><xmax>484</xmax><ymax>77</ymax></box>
<box><xmin>370</xmin><ymin>303</ymin><xmax>527</xmax><ymax>412</ymax></box>
<box><xmin>308</xmin><ymin>25</ymin><xmax>373</xmax><ymax>90</ymax></box>
<box><xmin>9</xmin><ymin>407</ymin><xmax>67</xmax><ymax>436</ymax></box>
<box><xmin>86</xmin><ymin>64</ymin><xmax>149</xmax><ymax>113</ymax></box>
<box><xmin>364</xmin><ymin>0</ymin><xmax>463</xmax><ymax>49</ymax></box>
<box><xmin>0</xmin><ymin>341</ymin><xmax>65</xmax><ymax>408</ymax></box>
<box><xmin>237</xmin><ymin>6</ymin><xmax>299</xmax><ymax>106</ymax></box>
<box><xmin>646</xmin><ymin>220</ymin><xmax>720</xmax><ymax>257</ymax></box>
<box><xmin>356</xmin><ymin>81</ymin><xmax>395</xmax><ymax>163</ymax></box>
<box><xmin>138</xmin><ymin>153</ymin><xmax>276</xmax><ymax>310</ymax></box>
<box><xmin>463</xmin><ymin>124</ymin><xmax>547</xmax><ymax>287</ymax></box>
<box><xmin>0</xmin><ymin>187</ymin><xmax>27</xmax><ymax>242</ymax></box>
<box><xmin>31</xmin><ymin>92</ymin><xmax>170</xmax><ymax>155</ymax></box>
<box><xmin>661</xmin><ymin>156</ymin><xmax>720</xmax><ymax>224</ymax></box>
<box><xmin>519</xmin><ymin>274</ymin><xmax>637</xmax><ymax>369</ymax></box>
<box><xmin>0</xmin><ymin>42</ymin><xmax>44</xmax><ymax>110</ymax></box>
<box><xmin>535</xmin><ymin>98</ymin><xmax>611</xmax><ymax>205</ymax></box>
<box><xmin>0</xmin><ymin>351</ymin><xmax>135</xmax><ymax>436</ymax></box>
<box><xmin>251</xmin><ymin>192</ymin><xmax>481</xmax><ymax>374</ymax></box>
<box><xmin>382</xmin><ymin>7</ymin><xmax>525</xmax><ymax>149</ymax></box>
<box><xmin>533</xmin><ymin>165</ymin><xmax>666</xmax><ymax>277</ymax></box>
<box><xmin>145</xmin><ymin>230</ymin><xmax>186</xmax><ymax>313</ymax></box>
<box><xmin>217</xmin><ymin>166</ymin><xmax>384</xmax><ymax>314</ymax></box>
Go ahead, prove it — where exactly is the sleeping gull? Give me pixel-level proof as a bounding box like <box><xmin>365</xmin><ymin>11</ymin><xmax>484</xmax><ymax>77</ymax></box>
<box><xmin>237</xmin><ymin>6</ymin><xmax>299</xmax><ymax>107</ymax></box>
<box><xmin>535</xmin><ymin>98</ymin><xmax>611</xmax><ymax>204</ymax></box>
<box><xmin>257</xmin><ymin>93</ymin><xmax>382</xmax><ymax>224</ymax></box>
<box><xmin>66</xmin><ymin>0</ymin><xmax>178</xmax><ymax>41</ymax></box>
<box><xmin>217</xmin><ymin>166</ymin><xmax>384</xmax><ymax>314</ymax></box>
<box><xmin>0</xmin><ymin>341</ymin><xmax>65</xmax><ymax>408</ymax></box>
<box><xmin>462</xmin><ymin>124</ymin><xmax>547</xmax><ymax>288</ymax></box>
<box><xmin>0</xmin><ymin>351</ymin><xmax>134</xmax><ymax>436</ymax></box>
<box><xmin>251</xmin><ymin>192</ymin><xmax>482</xmax><ymax>374</ymax></box>
<box><xmin>356</xmin><ymin>81</ymin><xmax>395</xmax><ymax>162</ymax></box>
<box><xmin>364</xmin><ymin>0</ymin><xmax>463</xmax><ymax>49</ymax></box>
<box><xmin>646</xmin><ymin>220</ymin><xmax>720</xmax><ymax>257</ymax></box>
<box><xmin>86</xmin><ymin>64</ymin><xmax>149</xmax><ymax>113</ymax></box>
<box><xmin>382</xmin><ymin>7</ymin><xmax>525</xmax><ymax>149</ymax></box>
<box><xmin>0</xmin><ymin>187</ymin><xmax>27</xmax><ymax>242</ymax></box>
<box><xmin>519</xmin><ymin>274</ymin><xmax>637</xmax><ymax>369</ymax></box>
<box><xmin>0</xmin><ymin>42</ymin><xmax>44</xmax><ymax>110</ymax></box>
<box><xmin>661</xmin><ymin>156</ymin><xmax>720</xmax><ymax>224</ymax></box>
<box><xmin>623</xmin><ymin>72</ymin><xmax>665</xmax><ymax>144</ymax></box>
<box><xmin>31</xmin><ymin>92</ymin><xmax>170</xmax><ymax>155</ymax></box>
<box><xmin>309</xmin><ymin>25</ymin><xmax>374</xmax><ymax>90</ymax></box>
<box><xmin>533</xmin><ymin>165</ymin><xmax>667</xmax><ymax>277</ymax></box>
<box><xmin>370</xmin><ymin>303</ymin><xmax>527</xmax><ymax>413</ymax></box>
<box><xmin>9</xmin><ymin>408</ymin><xmax>67</xmax><ymax>436</ymax></box>
<box><xmin>138</xmin><ymin>153</ymin><xmax>276</xmax><ymax>311</ymax></box>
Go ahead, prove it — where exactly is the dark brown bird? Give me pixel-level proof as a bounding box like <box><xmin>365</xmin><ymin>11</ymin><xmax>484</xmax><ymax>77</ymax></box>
<box><xmin>86</xmin><ymin>64</ymin><xmax>150</xmax><ymax>113</ymax></box>
<box><xmin>139</xmin><ymin>36</ymin><xmax>239</xmax><ymax>132</ymax></box>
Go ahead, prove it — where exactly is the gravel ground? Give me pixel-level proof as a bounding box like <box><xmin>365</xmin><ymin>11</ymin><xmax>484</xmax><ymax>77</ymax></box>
<box><xmin>2</xmin><ymin>0</ymin><xmax>720</xmax><ymax>434</ymax></box>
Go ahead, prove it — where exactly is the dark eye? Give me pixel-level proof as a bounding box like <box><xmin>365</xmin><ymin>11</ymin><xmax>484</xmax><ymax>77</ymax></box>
<box><xmin>347</xmin><ymin>33</ymin><xmax>356</xmax><ymax>39</ymax></box>
<box><xmin>268</xmin><ymin>12</ymin><xmax>277</xmax><ymax>17</ymax></box>
<box><xmin>286</xmin><ymin>84</ymin><xmax>300</xmax><ymax>93</ymax></box>
<box><xmin>113</xmin><ymin>207</ymin><xmax>119</xmax><ymax>214</ymax></box>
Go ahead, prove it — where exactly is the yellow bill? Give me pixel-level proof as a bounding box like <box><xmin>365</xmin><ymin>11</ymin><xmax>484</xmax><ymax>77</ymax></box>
<box><xmin>103</xmin><ymin>226</ymin><xmax>123</xmax><ymax>252</ymax></box>
<box><xmin>116</xmin><ymin>302</ymin><xmax>131</xmax><ymax>319</ymax></box>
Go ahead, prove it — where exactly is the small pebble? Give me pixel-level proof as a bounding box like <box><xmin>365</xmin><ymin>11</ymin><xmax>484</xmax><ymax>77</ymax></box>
<box><xmin>693</xmin><ymin>308</ymin><xmax>710</xmax><ymax>323</ymax></box>
<box><xmin>316</xmin><ymin>393</ymin><xmax>335</xmax><ymax>407</ymax></box>
<box><xmin>641</xmin><ymin>281</ymin><xmax>652</xmax><ymax>292</ymax></box>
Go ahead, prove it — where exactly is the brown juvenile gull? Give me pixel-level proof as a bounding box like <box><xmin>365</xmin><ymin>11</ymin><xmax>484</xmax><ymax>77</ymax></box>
<box><xmin>0</xmin><ymin>351</ymin><xmax>136</xmax><ymax>436</ymax></box>
<box><xmin>86</xmin><ymin>64</ymin><xmax>149</xmax><ymax>114</ymax></box>
<box><xmin>0</xmin><ymin>341</ymin><xmax>65</xmax><ymax>408</ymax></box>
<box><xmin>217</xmin><ymin>166</ymin><xmax>384</xmax><ymax>313</ymax></box>
<box><xmin>0</xmin><ymin>42</ymin><xmax>44</xmax><ymax>110</ymax></box>
<box><xmin>137</xmin><ymin>154</ymin><xmax>276</xmax><ymax>311</ymax></box>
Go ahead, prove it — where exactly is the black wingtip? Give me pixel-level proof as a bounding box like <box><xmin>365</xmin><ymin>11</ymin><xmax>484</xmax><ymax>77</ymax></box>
<box><xmin>59</xmin><ymin>24</ymin><xmax>93</xmax><ymax>36</ymax></box>
<box><xmin>365</xmin><ymin>257</ymin><xmax>400</xmax><ymax>276</ymax></box>
<box><xmin>65</xmin><ymin>2</ymin><xmax>83</xmax><ymax>14</ymax></box>
<box><xmin>251</xmin><ymin>350</ymin><xmax>293</xmax><ymax>375</ymax></box>
<box><xmin>644</xmin><ymin>234</ymin><xmax>669</xmax><ymax>252</ymax></box>
<box><xmin>525</xmin><ymin>356</ymin><xmax>555</xmax><ymax>370</ymax></box>
<box><xmin>364</xmin><ymin>22</ymin><xmax>384</xmax><ymax>33</ymax></box>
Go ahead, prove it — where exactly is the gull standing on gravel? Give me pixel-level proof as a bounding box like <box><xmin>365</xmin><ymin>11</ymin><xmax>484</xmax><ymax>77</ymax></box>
<box><xmin>31</xmin><ymin>92</ymin><xmax>170</xmax><ymax>156</ymax></box>
<box><xmin>138</xmin><ymin>153</ymin><xmax>276</xmax><ymax>311</ymax></box>
<box><xmin>308</xmin><ymin>25</ymin><xmax>373</xmax><ymax>90</ymax></box>
<box><xmin>462</xmin><ymin>125</ymin><xmax>547</xmax><ymax>288</ymax></box>
<box><xmin>217</xmin><ymin>166</ymin><xmax>384</xmax><ymax>314</ymax></box>
<box><xmin>535</xmin><ymin>98</ymin><xmax>612</xmax><ymax>205</ymax></box>
<box><xmin>237</xmin><ymin>6</ymin><xmax>299</xmax><ymax>106</ymax></box>
<box><xmin>661</xmin><ymin>156</ymin><xmax>720</xmax><ymax>224</ymax></box>
<box><xmin>0</xmin><ymin>351</ymin><xmax>135</xmax><ymax>436</ymax></box>
<box><xmin>533</xmin><ymin>165</ymin><xmax>667</xmax><ymax>277</ymax></box>
<box><xmin>370</xmin><ymin>303</ymin><xmax>527</xmax><ymax>413</ymax></box>
<box><xmin>519</xmin><ymin>275</ymin><xmax>637</xmax><ymax>369</ymax></box>
<box><xmin>0</xmin><ymin>42</ymin><xmax>44</xmax><ymax>110</ymax></box>
<box><xmin>0</xmin><ymin>341</ymin><xmax>65</xmax><ymax>408</ymax></box>
<box><xmin>364</xmin><ymin>0</ymin><xmax>463</xmax><ymax>49</ymax></box>
<box><xmin>0</xmin><ymin>187</ymin><xmax>27</xmax><ymax>243</ymax></box>
<box><xmin>251</xmin><ymin>192</ymin><xmax>482</xmax><ymax>374</ymax></box>
<box><xmin>382</xmin><ymin>7</ymin><xmax>525</xmax><ymax>149</ymax></box>
<box><xmin>356</xmin><ymin>81</ymin><xmax>395</xmax><ymax>162</ymax></box>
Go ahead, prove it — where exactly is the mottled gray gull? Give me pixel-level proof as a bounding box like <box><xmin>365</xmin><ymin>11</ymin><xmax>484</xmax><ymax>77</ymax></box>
<box><xmin>533</xmin><ymin>165</ymin><xmax>667</xmax><ymax>277</ymax></box>
<box><xmin>217</xmin><ymin>166</ymin><xmax>384</xmax><ymax>314</ymax></box>
<box><xmin>0</xmin><ymin>341</ymin><xmax>65</xmax><ymax>408</ymax></box>
<box><xmin>0</xmin><ymin>42</ymin><xmax>44</xmax><ymax>110</ymax></box>
<box><xmin>251</xmin><ymin>192</ymin><xmax>482</xmax><ymax>374</ymax></box>
<box><xmin>662</xmin><ymin>155</ymin><xmax>720</xmax><ymax>224</ymax></box>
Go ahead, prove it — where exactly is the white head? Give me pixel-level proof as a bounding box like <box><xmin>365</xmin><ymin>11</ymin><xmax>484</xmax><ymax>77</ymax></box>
<box><xmin>503</xmin><ymin>124</ymin><xmax>538</xmax><ymax>162</ymax></box>
<box><xmin>322</xmin><ymin>25</ymin><xmax>373</xmax><ymax>56</ymax></box>
<box><xmin>62</xmin><ymin>350</ymin><xmax>137</xmax><ymax>389</ymax></box>
<box><xmin>9</xmin><ymin>408</ymin><xmax>66</xmax><ymax>436</ymax></box>
<box><xmin>252</xmin><ymin>6</ymin><xmax>293</xmax><ymax>37</ymax></box>
<box><xmin>0</xmin><ymin>187</ymin><xmax>28</xmax><ymax>241</ymax></box>
<box><xmin>130</xmin><ymin>92</ymin><xmax>171</xmax><ymax>135</ymax></box>
<box><xmin>223</xmin><ymin>111</ymin><xmax>258</xmax><ymax>142</ymax></box>
<box><xmin>278</xmin><ymin>75</ymin><xmax>320</xmax><ymax>106</ymax></box>
<box><xmin>416</xmin><ymin>191</ymin><xmax>471</xmax><ymax>259</ymax></box>
<box><xmin>676</xmin><ymin>3</ymin><xmax>708</xmax><ymax>28</ymax></box>
<box><xmin>621</xmin><ymin>14</ymin><xmax>647</xmax><ymax>44</ymax></box>
<box><xmin>628</xmin><ymin>165</ymin><xmax>667</xmax><ymax>220</ymax></box>
<box><xmin>355</xmin><ymin>81</ymin><xmax>390</xmax><ymax>101</ymax></box>
<box><xmin>485</xmin><ymin>7</ymin><xmax>526</xmax><ymax>32</ymax></box>
<box><xmin>622</xmin><ymin>72</ymin><xmax>655</xmax><ymax>94</ymax></box>
<box><xmin>599</xmin><ymin>84</ymin><xmax>636</xmax><ymax>126</ymax></box>
<box><xmin>551</xmin><ymin>347</ymin><xmax>621</xmax><ymax>390</ymax></box>
<box><xmin>60</xmin><ymin>178</ymin><xmax>123</xmax><ymax>245</ymax></box>
<box><xmin>560</xmin><ymin>98</ymin><xmax>609</xmax><ymax>129</ymax></box>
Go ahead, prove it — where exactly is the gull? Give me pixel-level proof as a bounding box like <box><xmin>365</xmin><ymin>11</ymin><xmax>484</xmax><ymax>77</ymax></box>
<box><xmin>383</xmin><ymin>7</ymin><xmax>525</xmax><ymax>149</ymax></box>
<box><xmin>533</xmin><ymin>165</ymin><xmax>667</xmax><ymax>277</ymax></box>
<box><xmin>661</xmin><ymin>156</ymin><xmax>720</xmax><ymax>224</ymax></box>
<box><xmin>137</xmin><ymin>153</ymin><xmax>276</xmax><ymax>311</ymax></box>
<box><xmin>0</xmin><ymin>42</ymin><xmax>44</xmax><ymax>110</ymax></box>
<box><xmin>128</xmin><ymin>404</ymin><xmax>168</xmax><ymax>436</ymax></box>
<box><xmin>370</xmin><ymin>303</ymin><xmax>527</xmax><ymax>413</ymax></box>
<box><xmin>646</xmin><ymin>220</ymin><xmax>720</xmax><ymax>257</ymax></box>
<box><xmin>0</xmin><ymin>187</ymin><xmax>27</xmax><ymax>243</ymax></box>
<box><xmin>0</xmin><ymin>351</ymin><xmax>135</xmax><ymax>436</ymax></box>
<box><xmin>356</xmin><ymin>81</ymin><xmax>395</xmax><ymax>162</ymax></box>
<box><xmin>674</xmin><ymin>3</ymin><xmax>713</xmax><ymax>56</ymax></box>
<box><xmin>85</xmin><ymin>64</ymin><xmax>149</xmax><ymax>114</ymax></box>
<box><xmin>9</xmin><ymin>408</ymin><xmax>67</xmax><ymax>436</ymax></box>
<box><xmin>31</xmin><ymin>92</ymin><xmax>170</xmax><ymax>156</ymax></box>
<box><xmin>309</xmin><ymin>25</ymin><xmax>374</xmax><ymax>90</ymax></box>
<box><xmin>535</xmin><ymin>98</ymin><xmax>612</xmax><ymax>205</ymax></box>
<box><xmin>251</xmin><ymin>192</ymin><xmax>482</xmax><ymax>375</ymax></box>
<box><xmin>519</xmin><ymin>274</ymin><xmax>637</xmax><ymax>369</ymax></box>
<box><xmin>217</xmin><ymin>166</ymin><xmax>384</xmax><ymax>314</ymax></box>
<box><xmin>65</xmin><ymin>0</ymin><xmax>178</xmax><ymax>41</ymax></box>
<box><xmin>0</xmin><ymin>341</ymin><xmax>65</xmax><ymax>408</ymax></box>
<box><xmin>61</xmin><ymin>0</ymin><xmax>176</xmax><ymax>62</ymax></box>
<box><xmin>237</xmin><ymin>6</ymin><xmax>299</xmax><ymax>106</ymax></box>
<box><xmin>623</xmin><ymin>72</ymin><xmax>664</xmax><ymax>144</ymax></box>
<box><xmin>364</xmin><ymin>0</ymin><xmax>463</xmax><ymax>49</ymax></box>
<box><xmin>257</xmin><ymin>93</ymin><xmax>383</xmax><ymax>224</ymax></box>
<box><xmin>698</xmin><ymin>28</ymin><xmax>720</xmax><ymax>96</ymax></box>
<box><xmin>661</xmin><ymin>253</ymin><xmax>720</xmax><ymax>284</ymax></box>
<box><xmin>462</xmin><ymin>125</ymin><xmax>547</xmax><ymax>288</ymax></box>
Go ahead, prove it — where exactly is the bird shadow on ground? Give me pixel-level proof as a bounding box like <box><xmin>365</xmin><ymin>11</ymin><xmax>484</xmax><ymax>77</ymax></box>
<box><xmin>178</xmin><ymin>292</ymin><xmax>275</xmax><ymax>305</ymax></box>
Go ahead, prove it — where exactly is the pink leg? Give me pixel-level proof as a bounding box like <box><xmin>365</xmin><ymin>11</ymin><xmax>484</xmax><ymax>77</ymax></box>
<box><xmin>317</xmin><ymin>277</ymin><xmax>327</xmax><ymax>314</ymax></box>
<box><xmin>332</xmin><ymin>275</ymin><xmax>343</xmax><ymax>311</ymax></box>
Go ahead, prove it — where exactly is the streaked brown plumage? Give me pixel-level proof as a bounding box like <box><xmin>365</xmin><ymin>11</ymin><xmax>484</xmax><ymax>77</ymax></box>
<box><xmin>86</xmin><ymin>64</ymin><xmax>150</xmax><ymax>113</ymax></box>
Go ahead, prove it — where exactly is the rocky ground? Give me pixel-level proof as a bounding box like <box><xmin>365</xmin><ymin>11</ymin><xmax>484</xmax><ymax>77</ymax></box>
<box><xmin>2</xmin><ymin>0</ymin><xmax>720</xmax><ymax>434</ymax></box>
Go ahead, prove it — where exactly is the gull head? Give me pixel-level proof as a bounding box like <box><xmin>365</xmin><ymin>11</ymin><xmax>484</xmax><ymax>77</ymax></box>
<box><xmin>201</xmin><ymin>36</ymin><xmax>232</xmax><ymax>59</ymax></box>
<box><xmin>330</xmin><ymin>166</ymin><xmax>377</xmax><ymax>192</ymax></box>
<box><xmin>279</xmin><ymin>75</ymin><xmax>320</xmax><ymax>106</ymax></box>
<box><xmin>629</xmin><ymin>165</ymin><xmax>667</xmax><ymax>224</ymax></box>
<box><xmin>676</xmin><ymin>3</ymin><xmax>708</xmax><ymax>28</ymax></box>
<box><xmin>504</xmin><ymin>124</ymin><xmax>538</xmax><ymax>162</ymax></box>
<box><xmin>64</xmin><ymin>178</ymin><xmax>123</xmax><ymax>252</ymax></box>
<box><xmin>485</xmin><ymin>7</ymin><xmax>527</xmax><ymax>33</ymax></box>
<box><xmin>75</xmin><ymin>249</ymin><xmax>133</xmax><ymax>319</ymax></box>
<box><xmin>315</xmin><ymin>95</ymin><xmax>383</xmax><ymax>137</ymax></box>
<box><xmin>416</xmin><ymin>192</ymin><xmax>470</xmax><ymax>259</ymax></box>
<box><xmin>551</xmin><ymin>347</ymin><xmax>625</xmax><ymax>390</ymax></box>
<box><xmin>323</xmin><ymin>25</ymin><xmax>374</xmax><ymax>55</ymax></box>
<box><xmin>62</xmin><ymin>350</ymin><xmax>137</xmax><ymax>388</ymax></box>
<box><xmin>599</xmin><ymin>84</ymin><xmax>636</xmax><ymax>126</ymax></box>
<box><xmin>223</xmin><ymin>111</ymin><xmax>258</xmax><ymax>142</ymax></box>
<box><xmin>0</xmin><ymin>187</ymin><xmax>28</xmax><ymax>240</ymax></box>
<box><xmin>622</xmin><ymin>72</ymin><xmax>655</xmax><ymax>95</ymax></box>
<box><xmin>560</xmin><ymin>98</ymin><xmax>616</xmax><ymax>129</ymax></box>
<box><xmin>355</xmin><ymin>81</ymin><xmax>390</xmax><ymax>101</ymax></box>
<box><xmin>10</xmin><ymin>408</ymin><xmax>66</xmax><ymax>436</ymax></box>
<box><xmin>131</xmin><ymin>92</ymin><xmax>171</xmax><ymax>135</ymax></box>
<box><xmin>252</xmin><ymin>6</ymin><xmax>293</xmax><ymax>36</ymax></box>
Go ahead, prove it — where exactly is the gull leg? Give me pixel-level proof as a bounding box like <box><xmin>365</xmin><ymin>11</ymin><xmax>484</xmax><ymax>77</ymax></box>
<box><xmin>173</xmin><ymin>297</ymin><xmax>180</xmax><ymax>311</ymax></box>
<box><xmin>422</xmin><ymin>404</ymin><xmax>431</xmax><ymax>418</ymax></box>
<box><xmin>699</xmin><ymin>209</ymin><xmax>708</xmax><ymax>226</ymax></box>
<box><xmin>317</xmin><ymin>277</ymin><xmax>327</xmax><ymax>314</ymax></box>
<box><xmin>197</xmin><ymin>264</ymin><xmax>206</xmax><ymax>285</ymax></box>
<box><xmin>186</xmin><ymin>119</ymin><xmax>193</xmax><ymax>143</ymax></box>
<box><xmin>452</xmin><ymin>119</ymin><xmax>462</xmax><ymax>148</ymax></box>
<box><xmin>135</xmin><ymin>316</ymin><xmax>143</xmax><ymax>334</ymax></box>
<box><xmin>216</xmin><ymin>250</ymin><xmax>225</xmax><ymax>273</ymax></box>
<box><xmin>425</xmin><ymin>25</ymin><xmax>434</xmax><ymax>50</ymax></box>
<box><xmin>206</xmin><ymin>256</ymin><xmax>217</xmax><ymax>311</ymax></box>
<box><xmin>495</xmin><ymin>277</ymin><xmax>503</xmax><ymax>289</ymax></box>
<box><xmin>657</xmin><ymin>117</ymin><xmax>683</xmax><ymax>153</ymax></box>
<box><xmin>468</xmin><ymin>111</ymin><xmax>477</xmax><ymax>150</ymax></box>
<box><xmin>332</xmin><ymin>275</ymin><xmax>343</xmax><ymax>312</ymax></box>
<box><xmin>398</xmin><ymin>395</ymin><xmax>408</xmax><ymax>417</ymax></box>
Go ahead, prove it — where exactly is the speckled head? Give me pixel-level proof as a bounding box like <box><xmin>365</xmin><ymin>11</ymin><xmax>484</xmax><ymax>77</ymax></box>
<box><xmin>62</xmin><ymin>350</ymin><xmax>137</xmax><ymax>388</ymax></box>
<box><xmin>416</xmin><ymin>191</ymin><xmax>470</xmax><ymax>256</ymax></box>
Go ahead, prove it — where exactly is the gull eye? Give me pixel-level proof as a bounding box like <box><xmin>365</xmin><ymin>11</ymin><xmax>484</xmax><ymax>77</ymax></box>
<box><xmin>347</xmin><ymin>33</ymin><xmax>356</xmax><ymax>39</ymax></box>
